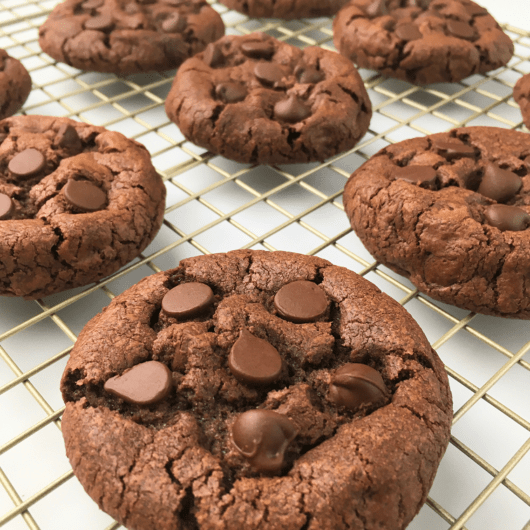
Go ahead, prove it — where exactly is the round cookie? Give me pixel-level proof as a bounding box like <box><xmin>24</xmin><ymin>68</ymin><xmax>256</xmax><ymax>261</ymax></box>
<box><xmin>60</xmin><ymin>249</ymin><xmax>452</xmax><ymax>530</ymax></box>
<box><xmin>218</xmin><ymin>0</ymin><xmax>349</xmax><ymax>20</ymax></box>
<box><xmin>333</xmin><ymin>0</ymin><xmax>514</xmax><ymax>85</ymax></box>
<box><xmin>38</xmin><ymin>0</ymin><xmax>225</xmax><ymax>75</ymax></box>
<box><xmin>0</xmin><ymin>115</ymin><xmax>166</xmax><ymax>299</ymax></box>
<box><xmin>0</xmin><ymin>49</ymin><xmax>31</xmax><ymax>119</ymax></box>
<box><xmin>343</xmin><ymin>127</ymin><xmax>530</xmax><ymax>318</ymax></box>
<box><xmin>514</xmin><ymin>73</ymin><xmax>530</xmax><ymax>130</ymax></box>
<box><xmin>164</xmin><ymin>33</ymin><xmax>372</xmax><ymax>165</ymax></box>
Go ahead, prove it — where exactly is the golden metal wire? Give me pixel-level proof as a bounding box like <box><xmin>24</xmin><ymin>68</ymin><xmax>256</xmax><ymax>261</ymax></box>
<box><xmin>0</xmin><ymin>2</ymin><xmax>529</xmax><ymax>529</ymax></box>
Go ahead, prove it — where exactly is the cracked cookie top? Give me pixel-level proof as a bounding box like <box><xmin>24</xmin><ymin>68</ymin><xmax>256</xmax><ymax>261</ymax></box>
<box><xmin>0</xmin><ymin>49</ymin><xmax>32</xmax><ymax>120</ymax></box>
<box><xmin>61</xmin><ymin>249</ymin><xmax>452</xmax><ymax>530</ymax></box>
<box><xmin>217</xmin><ymin>0</ymin><xmax>349</xmax><ymax>20</ymax></box>
<box><xmin>164</xmin><ymin>33</ymin><xmax>372</xmax><ymax>165</ymax></box>
<box><xmin>0</xmin><ymin>115</ymin><xmax>165</xmax><ymax>299</ymax></box>
<box><xmin>344</xmin><ymin>126</ymin><xmax>530</xmax><ymax>318</ymax></box>
<box><xmin>333</xmin><ymin>0</ymin><xmax>513</xmax><ymax>85</ymax></box>
<box><xmin>38</xmin><ymin>0</ymin><xmax>225</xmax><ymax>75</ymax></box>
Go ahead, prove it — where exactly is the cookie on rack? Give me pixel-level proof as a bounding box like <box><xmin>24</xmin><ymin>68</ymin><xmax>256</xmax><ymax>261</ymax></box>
<box><xmin>164</xmin><ymin>32</ymin><xmax>372</xmax><ymax>165</ymax></box>
<box><xmin>218</xmin><ymin>0</ymin><xmax>349</xmax><ymax>20</ymax></box>
<box><xmin>333</xmin><ymin>0</ymin><xmax>513</xmax><ymax>85</ymax></box>
<box><xmin>0</xmin><ymin>115</ymin><xmax>166</xmax><ymax>299</ymax></box>
<box><xmin>0</xmin><ymin>49</ymin><xmax>31</xmax><ymax>119</ymax></box>
<box><xmin>343</xmin><ymin>127</ymin><xmax>530</xmax><ymax>318</ymax></box>
<box><xmin>61</xmin><ymin>249</ymin><xmax>452</xmax><ymax>530</ymax></box>
<box><xmin>38</xmin><ymin>0</ymin><xmax>225</xmax><ymax>75</ymax></box>
<box><xmin>514</xmin><ymin>73</ymin><xmax>530</xmax><ymax>129</ymax></box>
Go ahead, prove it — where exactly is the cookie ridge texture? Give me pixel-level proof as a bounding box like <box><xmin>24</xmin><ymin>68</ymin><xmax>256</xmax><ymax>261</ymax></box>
<box><xmin>61</xmin><ymin>249</ymin><xmax>452</xmax><ymax>530</ymax></box>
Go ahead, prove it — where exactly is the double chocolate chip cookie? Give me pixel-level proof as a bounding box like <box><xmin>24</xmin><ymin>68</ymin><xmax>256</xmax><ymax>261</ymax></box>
<box><xmin>38</xmin><ymin>0</ymin><xmax>224</xmax><ymax>75</ymax></box>
<box><xmin>165</xmin><ymin>33</ymin><xmax>372</xmax><ymax>165</ymax></box>
<box><xmin>344</xmin><ymin>127</ymin><xmax>530</xmax><ymax>318</ymax></box>
<box><xmin>514</xmin><ymin>73</ymin><xmax>530</xmax><ymax>130</ymax></box>
<box><xmin>333</xmin><ymin>0</ymin><xmax>513</xmax><ymax>85</ymax></box>
<box><xmin>0</xmin><ymin>115</ymin><xmax>165</xmax><ymax>299</ymax></box>
<box><xmin>0</xmin><ymin>49</ymin><xmax>31</xmax><ymax>119</ymax></box>
<box><xmin>218</xmin><ymin>0</ymin><xmax>349</xmax><ymax>20</ymax></box>
<box><xmin>61</xmin><ymin>250</ymin><xmax>452</xmax><ymax>530</ymax></box>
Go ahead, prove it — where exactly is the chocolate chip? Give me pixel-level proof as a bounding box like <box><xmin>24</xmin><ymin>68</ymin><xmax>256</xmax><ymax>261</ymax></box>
<box><xmin>82</xmin><ymin>0</ymin><xmax>103</xmax><ymax>8</ymax></box>
<box><xmin>274</xmin><ymin>95</ymin><xmax>311</xmax><ymax>124</ymax></box>
<box><xmin>295</xmin><ymin>65</ymin><xmax>324</xmax><ymax>84</ymax></box>
<box><xmin>409</xmin><ymin>0</ymin><xmax>432</xmax><ymax>6</ymax></box>
<box><xmin>464</xmin><ymin>3</ymin><xmax>487</xmax><ymax>15</ymax></box>
<box><xmin>241</xmin><ymin>40</ymin><xmax>275</xmax><ymax>60</ymax></box>
<box><xmin>215</xmin><ymin>82</ymin><xmax>247</xmax><ymax>104</ymax></box>
<box><xmin>433</xmin><ymin>138</ymin><xmax>475</xmax><ymax>159</ymax></box>
<box><xmin>393</xmin><ymin>165</ymin><xmax>437</xmax><ymax>188</ymax></box>
<box><xmin>104</xmin><ymin>361</ymin><xmax>173</xmax><ymax>405</ymax></box>
<box><xmin>254</xmin><ymin>62</ymin><xmax>285</xmax><ymax>87</ymax></box>
<box><xmin>0</xmin><ymin>193</ymin><xmax>13</xmax><ymax>220</ymax></box>
<box><xmin>161</xmin><ymin>13</ymin><xmax>187</xmax><ymax>33</ymax></box>
<box><xmin>162</xmin><ymin>282</ymin><xmax>214</xmax><ymax>318</ymax></box>
<box><xmin>64</xmin><ymin>179</ymin><xmax>107</xmax><ymax>211</ymax></box>
<box><xmin>365</xmin><ymin>0</ymin><xmax>388</xmax><ymax>17</ymax></box>
<box><xmin>228</xmin><ymin>329</ymin><xmax>282</xmax><ymax>386</ymax></box>
<box><xmin>274</xmin><ymin>280</ymin><xmax>327</xmax><ymax>323</ymax></box>
<box><xmin>484</xmin><ymin>204</ymin><xmax>530</xmax><ymax>231</ymax></box>
<box><xmin>395</xmin><ymin>23</ymin><xmax>422</xmax><ymax>41</ymax></box>
<box><xmin>477</xmin><ymin>163</ymin><xmax>522</xmax><ymax>203</ymax></box>
<box><xmin>8</xmin><ymin>148</ymin><xmax>45</xmax><ymax>178</ymax></box>
<box><xmin>85</xmin><ymin>14</ymin><xmax>114</xmax><ymax>31</ymax></box>
<box><xmin>231</xmin><ymin>410</ymin><xmax>297</xmax><ymax>473</ymax></box>
<box><xmin>203</xmin><ymin>43</ymin><xmax>223</xmax><ymax>68</ymax></box>
<box><xmin>447</xmin><ymin>19</ymin><xmax>475</xmax><ymax>40</ymax></box>
<box><xmin>55</xmin><ymin>123</ymin><xmax>81</xmax><ymax>150</ymax></box>
<box><xmin>328</xmin><ymin>363</ymin><xmax>387</xmax><ymax>411</ymax></box>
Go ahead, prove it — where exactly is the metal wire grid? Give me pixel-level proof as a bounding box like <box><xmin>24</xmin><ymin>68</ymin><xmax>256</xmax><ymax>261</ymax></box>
<box><xmin>0</xmin><ymin>1</ymin><xmax>529</xmax><ymax>529</ymax></box>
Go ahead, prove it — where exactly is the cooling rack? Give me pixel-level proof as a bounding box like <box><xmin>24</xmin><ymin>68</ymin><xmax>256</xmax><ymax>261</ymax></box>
<box><xmin>0</xmin><ymin>0</ymin><xmax>529</xmax><ymax>529</ymax></box>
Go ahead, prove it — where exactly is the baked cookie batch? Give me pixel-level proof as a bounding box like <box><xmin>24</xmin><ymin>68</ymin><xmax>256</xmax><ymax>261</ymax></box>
<box><xmin>1</xmin><ymin>0</ymin><xmax>529</xmax><ymax>529</ymax></box>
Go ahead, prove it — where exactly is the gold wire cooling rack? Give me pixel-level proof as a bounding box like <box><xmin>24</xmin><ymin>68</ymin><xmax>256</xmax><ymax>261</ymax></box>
<box><xmin>0</xmin><ymin>1</ymin><xmax>529</xmax><ymax>529</ymax></box>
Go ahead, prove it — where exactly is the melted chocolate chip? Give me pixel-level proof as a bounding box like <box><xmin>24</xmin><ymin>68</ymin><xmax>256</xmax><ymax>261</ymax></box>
<box><xmin>295</xmin><ymin>65</ymin><xmax>324</xmax><ymax>84</ymax></box>
<box><xmin>8</xmin><ymin>149</ymin><xmax>45</xmax><ymax>178</ymax></box>
<box><xmin>82</xmin><ymin>0</ymin><xmax>103</xmax><ymax>8</ymax></box>
<box><xmin>484</xmin><ymin>204</ymin><xmax>530</xmax><ymax>231</ymax></box>
<box><xmin>161</xmin><ymin>282</ymin><xmax>214</xmax><ymax>318</ymax></box>
<box><xmin>231</xmin><ymin>410</ymin><xmax>297</xmax><ymax>473</ymax></box>
<box><xmin>447</xmin><ymin>19</ymin><xmax>475</xmax><ymax>40</ymax></box>
<box><xmin>104</xmin><ymin>361</ymin><xmax>173</xmax><ymax>405</ymax></box>
<box><xmin>395</xmin><ymin>23</ymin><xmax>422</xmax><ymax>41</ymax></box>
<box><xmin>464</xmin><ymin>3</ymin><xmax>487</xmax><ymax>15</ymax></box>
<box><xmin>365</xmin><ymin>0</ymin><xmax>388</xmax><ymax>17</ymax></box>
<box><xmin>161</xmin><ymin>13</ymin><xmax>187</xmax><ymax>33</ymax></box>
<box><xmin>393</xmin><ymin>165</ymin><xmax>437</xmax><ymax>188</ymax></box>
<box><xmin>274</xmin><ymin>280</ymin><xmax>327</xmax><ymax>323</ymax></box>
<box><xmin>64</xmin><ymin>180</ymin><xmax>107</xmax><ymax>211</ymax></box>
<box><xmin>85</xmin><ymin>14</ymin><xmax>114</xmax><ymax>31</ymax></box>
<box><xmin>241</xmin><ymin>40</ymin><xmax>275</xmax><ymax>60</ymax></box>
<box><xmin>274</xmin><ymin>95</ymin><xmax>311</xmax><ymax>124</ymax></box>
<box><xmin>328</xmin><ymin>363</ymin><xmax>387</xmax><ymax>411</ymax></box>
<box><xmin>215</xmin><ymin>82</ymin><xmax>247</xmax><ymax>104</ymax></box>
<box><xmin>433</xmin><ymin>138</ymin><xmax>475</xmax><ymax>159</ymax></box>
<box><xmin>55</xmin><ymin>123</ymin><xmax>81</xmax><ymax>150</ymax></box>
<box><xmin>228</xmin><ymin>329</ymin><xmax>282</xmax><ymax>386</ymax></box>
<box><xmin>0</xmin><ymin>193</ymin><xmax>13</xmax><ymax>220</ymax></box>
<box><xmin>203</xmin><ymin>43</ymin><xmax>223</xmax><ymax>68</ymax></box>
<box><xmin>253</xmin><ymin>62</ymin><xmax>285</xmax><ymax>87</ymax></box>
<box><xmin>477</xmin><ymin>163</ymin><xmax>522</xmax><ymax>203</ymax></box>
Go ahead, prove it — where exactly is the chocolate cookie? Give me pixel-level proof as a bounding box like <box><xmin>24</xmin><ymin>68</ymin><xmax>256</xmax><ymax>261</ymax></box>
<box><xmin>61</xmin><ymin>250</ymin><xmax>452</xmax><ymax>530</ymax></box>
<box><xmin>333</xmin><ymin>0</ymin><xmax>514</xmax><ymax>85</ymax></box>
<box><xmin>164</xmin><ymin>33</ymin><xmax>372</xmax><ymax>165</ymax></box>
<box><xmin>0</xmin><ymin>49</ymin><xmax>31</xmax><ymax>119</ymax></box>
<box><xmin>0</xmin><ymin>115</ymin><xmax>166</xmax><ymax>299</ymax></box>
<box><xmin>514</xmin><ymin>73</ymin><xmax>530</xmax><ymax>129</ymax></box>
<box><xmin>344</xmin><ymin>127</ymin><xmax>530</xmax><ymax>318</ymax></box>
<box><xmin>218</xmin><ymin>0</ymin><xmax>349</xmax><ymax>20</ymax></box>
<box><xmin>38</xmin><ymin>0</ymin><xmax>224</xmax><ymax>75</ymax></box>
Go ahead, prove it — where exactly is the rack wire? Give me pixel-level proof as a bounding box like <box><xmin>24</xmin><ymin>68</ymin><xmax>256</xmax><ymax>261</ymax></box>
<box><xmin>0</xmin><ymin>1</ymin><xmax>529</xmax><ymax>529</ymax></box>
